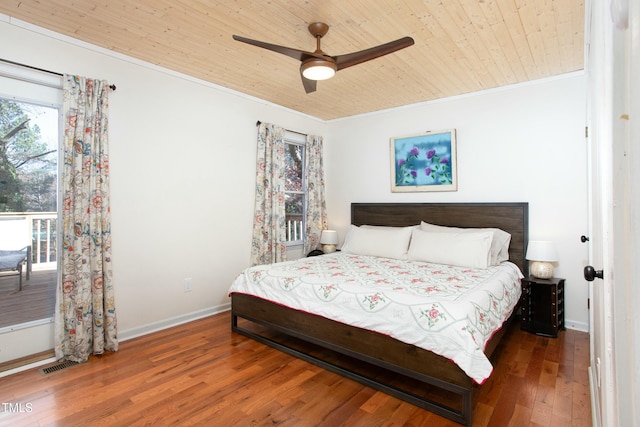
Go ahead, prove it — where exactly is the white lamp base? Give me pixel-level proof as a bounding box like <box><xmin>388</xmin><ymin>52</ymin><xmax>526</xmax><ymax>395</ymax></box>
<box><xmin>530</xmin><ymin>261</ymin><xmax>554</xmax><ymax>279</ymax></box>
<box><xmin>322</xmin><ymin>244</ymin><xmax>336</xmax><ymax>253</ymax></box>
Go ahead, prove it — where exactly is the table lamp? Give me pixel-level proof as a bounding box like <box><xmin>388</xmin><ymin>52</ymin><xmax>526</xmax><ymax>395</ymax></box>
<box><xmin>526</xmin><ymin>240</ymin><xmax>558</xmax><ymax>279</ymax></box>
<box><xmin>320</xmin><ymin>230</ymin><xmax>338</xmax><ymax>253</ymax></box>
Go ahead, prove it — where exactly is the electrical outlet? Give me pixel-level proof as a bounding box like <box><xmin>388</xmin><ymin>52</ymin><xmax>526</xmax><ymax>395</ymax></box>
<box><xmin>184</xmin><ymin>277</ymin><xmax>192</xmax><ymax>292</ymax></box>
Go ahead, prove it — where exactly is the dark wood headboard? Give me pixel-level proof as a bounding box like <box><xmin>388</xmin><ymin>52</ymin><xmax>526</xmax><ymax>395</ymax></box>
<box><xmin>351</xmin><ymin>202</ymin><xmax>529</xmax><ymax>276</ymax></box>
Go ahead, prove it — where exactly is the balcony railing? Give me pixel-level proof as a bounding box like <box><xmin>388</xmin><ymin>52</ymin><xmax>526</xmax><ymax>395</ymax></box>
<box><xmin>286</xmin><ymin>215</ymin><xmax>303</xmax><ymax>243</ymax></box>
<box><xmin>0</xmin><ymin>212</ymin><xmax>57</xmax><ymax>266</ymax></box>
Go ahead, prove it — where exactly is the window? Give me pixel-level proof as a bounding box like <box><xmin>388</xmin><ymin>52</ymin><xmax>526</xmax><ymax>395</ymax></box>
<box><xmin>284</xmin><ymin>131</ymin><xmax>306</xmax><ymax>244</ymax></box>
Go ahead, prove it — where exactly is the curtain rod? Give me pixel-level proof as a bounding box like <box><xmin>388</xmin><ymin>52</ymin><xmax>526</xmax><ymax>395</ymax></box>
<box><xmin>255</xmin><ymin>120</ymin><xmax>305</xmax><ymax>136</ymax></box>
<box><xmin>0</xmin><ymin>58</ymin><xmax>116</xmax><ymax>91</ymax></box>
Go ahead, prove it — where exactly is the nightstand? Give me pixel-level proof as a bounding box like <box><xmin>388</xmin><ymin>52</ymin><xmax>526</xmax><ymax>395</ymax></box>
<box><xmin>307</xmin><ymin>249</ymin><xmax>340</xmax><ymax>257</ymax></box>
<box><xmin>520</xmin><ymin>276</ymin><xmax>565</xmax><ymax>337</ymax></box>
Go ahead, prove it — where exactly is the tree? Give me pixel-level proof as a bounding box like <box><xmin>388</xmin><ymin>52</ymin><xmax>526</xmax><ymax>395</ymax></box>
<box><xmin>0</xmin><ymin>99</ymin><xmax>57</xmax><ymax>213</ymax></box>
<box><xmin>284</xmin><ymin>142</ymin><xmax>304</xmax><ymax>215</ymax></box>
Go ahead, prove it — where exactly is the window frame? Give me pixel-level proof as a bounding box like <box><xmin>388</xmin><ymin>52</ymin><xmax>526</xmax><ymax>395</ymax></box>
<box><xmin>0</xmin><ymin>65</ymin><xmax>62</xmax><ymax>335</ymax></box>
<box><xmin>284</xmin><ymin>131</ymin><xmax>307</xmax><ymax>247</ymax></box>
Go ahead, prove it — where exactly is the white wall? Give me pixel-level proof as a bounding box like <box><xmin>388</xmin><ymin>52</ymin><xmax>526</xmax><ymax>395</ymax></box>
<box><xmin>0</xmin><ymin>16</ymin><xmax>326</xmax><ymax>346</ymax></box>
<box><xmin>324</xmin><ymin>74</ymin><xmax>589</xmax><ymax>330</ymax></box>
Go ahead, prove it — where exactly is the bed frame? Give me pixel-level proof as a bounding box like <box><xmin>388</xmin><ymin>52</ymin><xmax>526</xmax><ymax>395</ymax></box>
<box><xmin>231</xmin><ymin>202</ymin><xmax>528</xmax><ymax>426</ymax></box>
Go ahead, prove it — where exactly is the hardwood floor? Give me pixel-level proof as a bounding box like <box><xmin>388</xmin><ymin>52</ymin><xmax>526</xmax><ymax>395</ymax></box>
<box><xmin>0</xmin><ymin>267</ymin><xmax>56</xmax><ymax>328</ymax></box>
<box><xmin>0</xmin><ymin>312</ymin><xmax>591</xmax><ymax>427</ymax></box>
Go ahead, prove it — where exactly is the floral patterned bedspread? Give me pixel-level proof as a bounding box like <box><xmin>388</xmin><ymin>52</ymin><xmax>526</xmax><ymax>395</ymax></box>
<box><xmin>229</xmin><ymin>252</ymin><xmax>523</xmax><ymax>384</ymax></box>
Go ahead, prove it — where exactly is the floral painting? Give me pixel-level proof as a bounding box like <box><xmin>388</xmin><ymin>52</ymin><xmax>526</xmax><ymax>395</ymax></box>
<box><xmin>390</xmin><ymin>129</ymin><xmax>457</xmax><ymax>192</ymax></box>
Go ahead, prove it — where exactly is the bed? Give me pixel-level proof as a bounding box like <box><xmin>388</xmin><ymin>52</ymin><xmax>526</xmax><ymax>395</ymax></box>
<box><xmin>230</xmin><ymin>202</ymin><xmax>528</xmax><ymax>426</ymax></box>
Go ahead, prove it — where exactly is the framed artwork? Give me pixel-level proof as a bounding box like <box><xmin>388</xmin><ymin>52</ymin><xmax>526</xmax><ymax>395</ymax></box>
<box><xmin>390</xmin><ymin>129</ymin><xmax>457</xmax><ymax>192</ymax></box>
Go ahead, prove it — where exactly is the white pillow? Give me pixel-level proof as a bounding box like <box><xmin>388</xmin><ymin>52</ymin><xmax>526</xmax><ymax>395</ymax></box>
<box><xmin>408</xmin><ymin>228</ymin><xmax>494</xmax><ymax>268</ymax></box>
<box><xmin>361</xmin><ymin>224</ymin><xmax>419</xmax><ymax>230</ymax></box>
<box><xmin>420</xmin><ymin>221</ymin><xmax>511</xmax><ymax>265</ymax></box>
<box><xmin>341</xmin><ymin>225</ymin><xmax>413</xmax><ymax>259</ymax></box>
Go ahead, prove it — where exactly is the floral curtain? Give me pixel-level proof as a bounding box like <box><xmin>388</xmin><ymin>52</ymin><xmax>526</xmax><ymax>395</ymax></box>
<box><xmin>55</xmin><ymin>74</ymin><xmax>118</xmax><ymax>362</ymax></box>
<box><xmin>250</xmin><ymin>122</ymin><xmax>287</xmax><ymax>266</ymax></box>
<box><xmin>303</xmin><ymin>134</ymin><xmax>327</xmax><ymax>255</ymax></box>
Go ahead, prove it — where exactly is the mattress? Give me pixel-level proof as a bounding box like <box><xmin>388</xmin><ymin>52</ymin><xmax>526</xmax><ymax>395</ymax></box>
<box><xmin>229</xmin><ymin>252</ymin><xmax>523</xmax><ymax>383</ymax></box>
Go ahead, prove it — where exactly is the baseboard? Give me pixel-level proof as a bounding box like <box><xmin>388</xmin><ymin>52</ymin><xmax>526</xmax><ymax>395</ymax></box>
<box><xmin>565</xmin><ymin>319</ymin><xmax>589</xmax><ymax>333</ymax></box>
<box><xmin>0</xmin><ymin>350</ymin><xmax>56</xmax><ymax>378</ymax></box>
<box><xmin>0</xmin><ymin>356</ymin><xmax>58</xmax><ymax>379</ymax></box>
<box><xmin>588</xmin><ymin>365</ymin><xmax>601</xmax><ymax>427</ymax></box>
<box><xmin>119</xmin><ymin>303</ymin><xmax>231</xmax><ymax>342</ymax></box>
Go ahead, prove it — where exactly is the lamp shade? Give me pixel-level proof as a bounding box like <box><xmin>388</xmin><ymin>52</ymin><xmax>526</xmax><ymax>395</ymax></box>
<box><xmin>320</xmin><ymin>230</ymin><xmax>338</xmax><ymax>245</ymax></box>
<box><xmin>526</xmin><ymin>241</ymin><xmax>558</xmax><ymax>261</ymax></box>
<box><xmin>301</xmin><ymin>59</ymin><xmax>337</xmax><ymax>80</ymax></box>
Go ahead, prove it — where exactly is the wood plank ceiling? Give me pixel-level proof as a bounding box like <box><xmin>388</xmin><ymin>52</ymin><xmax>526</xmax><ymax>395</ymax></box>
<box><xmin>0</xmin><ymin>0</ymin><xmax>584</xmax><ymax>120</ymax></box>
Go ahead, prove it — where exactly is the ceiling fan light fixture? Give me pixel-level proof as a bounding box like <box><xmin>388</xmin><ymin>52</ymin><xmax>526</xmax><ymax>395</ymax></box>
<box><xmin>233</xmin><ymin>22</ymin><xmax>414</xmax><ymax>93</ymax></box>
<box><xmin>301</xmin><ymin>59</ymin><xmax>337</xmax><ymax>80</ymax></box>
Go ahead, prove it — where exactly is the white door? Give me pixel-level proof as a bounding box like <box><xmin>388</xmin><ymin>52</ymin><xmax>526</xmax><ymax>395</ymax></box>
<box><xmin>584</xmin><ymin>1</ymin><xmax>613</xmax><ymax>418</ymax></box>
<box><xmin>585</xmin><ymin>1</ymin><xmax>638</xmax><ymax>426</ymax></box>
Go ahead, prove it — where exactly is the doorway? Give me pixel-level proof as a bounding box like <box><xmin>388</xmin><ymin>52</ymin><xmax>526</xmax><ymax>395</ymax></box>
<box><xmin>585</xmin><ymin>0</ymin><xmax>639</xmax><ymax>425</ymax></box>
<box><xmin>0</xmin><ymin>67</ymin><xmax>62</xmax><ymax>367</ymax></box>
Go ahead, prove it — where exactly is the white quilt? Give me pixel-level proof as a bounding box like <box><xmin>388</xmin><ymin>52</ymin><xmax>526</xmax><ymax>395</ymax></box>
<box><xmin>229</xmin><ymin>252</ymin><xmax>523</xmax><ymax>384</ymax></box>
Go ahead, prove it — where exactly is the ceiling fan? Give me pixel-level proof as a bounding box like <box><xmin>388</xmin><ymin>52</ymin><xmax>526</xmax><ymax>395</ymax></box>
<box><xmin>232</xmin><ymin>22</ymin><xmax>415</xmax><ymax>94</ymax></box>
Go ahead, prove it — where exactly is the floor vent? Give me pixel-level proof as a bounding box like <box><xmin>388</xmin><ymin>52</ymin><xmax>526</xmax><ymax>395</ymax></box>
<box><xmin>39</xmin><ymin>360</ymin><xmax>80</xmax><ymax>376</ymax></box>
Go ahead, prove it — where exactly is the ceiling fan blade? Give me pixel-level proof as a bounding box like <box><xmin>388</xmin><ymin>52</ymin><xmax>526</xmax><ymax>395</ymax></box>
<box><xmin>300</xmin><ymin>70</ymin><xmax>317</xmax><ymax>94</ymax></box>
<box><xmin>334</xmin><ymin>36</ymin><xmax>415</xmax><ymax>70</ymax></box>
<box><xmin>232</xmin><ymin>35</ymin><xmax>325</xmax><ymax>62</ymax></box>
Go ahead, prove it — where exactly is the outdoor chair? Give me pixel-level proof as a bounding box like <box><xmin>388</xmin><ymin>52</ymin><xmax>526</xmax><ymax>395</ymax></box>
<box><xmin>0</xmin><ymin>217</ymin><xmax>32</xmax><ymax>291</ymax></box>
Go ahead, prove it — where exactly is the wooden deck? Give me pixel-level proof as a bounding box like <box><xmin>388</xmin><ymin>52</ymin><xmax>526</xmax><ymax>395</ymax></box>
<box><xmin>0</xmin><ymin>266</ymin><xmax>57</xmax><ymax>329</ymax></box>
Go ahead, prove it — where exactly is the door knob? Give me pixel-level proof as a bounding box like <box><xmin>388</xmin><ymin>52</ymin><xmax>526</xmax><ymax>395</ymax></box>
<box><xmin>584</xmin><ymin>265</ymin><xmax>604</xmax><ymax>281</ymax></box>
<box><xmin>581</xmin><ymin>235</ymin><xmax>590</xmax><ymax>243</ymax></box>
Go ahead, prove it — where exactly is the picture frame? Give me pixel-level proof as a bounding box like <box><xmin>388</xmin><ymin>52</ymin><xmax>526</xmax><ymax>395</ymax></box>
<box><xmin>390</xmin><ymin>129</ymin><xmax>457</xmax><ymax>192</ymax></box>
